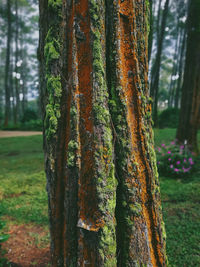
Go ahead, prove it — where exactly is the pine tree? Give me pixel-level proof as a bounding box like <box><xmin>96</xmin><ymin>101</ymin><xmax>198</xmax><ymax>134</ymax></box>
<box><xmin>176</xmin><ymin>0</ymin><xmax>200</xmax><ymax>153</ymax></box>
<box><xmin>39</xmin><ymin>1</ymin><xmax>167</xmax><ymax>266</ymax></box>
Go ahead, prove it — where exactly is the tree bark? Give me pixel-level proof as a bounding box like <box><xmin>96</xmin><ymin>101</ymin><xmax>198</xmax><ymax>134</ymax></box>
<box><xmin>39</xmin><ymin>1</ymin><xmax>167</xmax><ymax>266</ymax></box>
<box><xmin>176</xmin><ymin>0</ymin><xmax>200</xmax><ymax>153</ymax></box>
<box><xmin>4</xmin><ymin>0</ymin><xmax>12</xmax><ymax>127</ymax></box>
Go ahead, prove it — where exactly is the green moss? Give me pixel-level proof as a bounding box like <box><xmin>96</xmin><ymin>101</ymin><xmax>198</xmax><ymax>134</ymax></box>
<box><xmin>126</xmin><ymin>215</ymin><xmax>134</xmax><ymax>227</ymax></box>
<box><xmin>67</xmin><ymin>140</ymin><xmax>78</xmax><ymax>168</ymax></box>
<box><xmin>129</xmin><ymin>202</ymin><xmax>142</xmax><ymax>216</ymax></box>
<box><xmin>48</xmin><ymin>0</ymin><xmax>62</xmax><ymax>8</ymax></box>
<box><xmin>45</xmin><ymin>104</ymin><xmax>57</xmax><ymax>136</ymax></box>
<box><xmin>161</xmin><ymin>221</ymin><xmax>167</xmax><ymax>240</ymax></box>
<box><xmin>44</xmin><ymin>30</ymin><xmax>60</xmax><ymax>66</ymax></box>
<box><xmin>47</xmin><ymin>75</ymin><xmax>62</xmax><ymax>97</ymax></box>
<box><xmin>44</xmin><ymin>75</ymin><xmax>62</xmax><ymax>140</ymax></box>
<box><xmin>89</xmin><ymin>0</ymin><xmax>100</xmax><ymax>26</ymax></box>
<box><xmin>145</xmin><ymin>111</ymin><xmax>151</xmax><ymax>120</ymax></box>
<box><xmin>145</xmin><ymin>0</ymin><xmax>150</xmax><ymax>35</ymax></box>
<box><xmin>44</xmin><ymin>41</ymin><xmax>59</xmax><ymax>64</ymax></box>
<box><xmin>90</xmin><ymin>2</ymin><xmax>117</xmax><ymax>264</ymax></box>
<box><xmin>44</xmin><ymin>28</ymin><xmax>62</xmax><ymax>141</ymax></box>
<box><xmin>93</xmin><ymin>105</ymin><xmax>110</xmax><ymax>125</ymax></box>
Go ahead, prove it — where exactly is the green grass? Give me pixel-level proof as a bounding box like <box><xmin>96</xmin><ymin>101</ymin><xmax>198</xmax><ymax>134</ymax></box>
<box><xmin>154</xmin><ymin>128</ymin><xmax>176</xmax><ymax>146</ymax></box>
<box><xmin>154</xmin><ymin>128</ymin><xmax>200</xmax><ymax>266</ymax></box>
<box><xmin>0</xmin><ymin>130</ymin><xmax>199</xmax><ymax>266</ymax></box>
<box><xmin>0</xmin><ymin>135</ymin><xmax>48</xmax><ymax>225</ymax></box>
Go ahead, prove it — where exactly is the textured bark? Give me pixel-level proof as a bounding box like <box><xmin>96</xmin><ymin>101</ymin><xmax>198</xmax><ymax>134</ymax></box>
<box><xmin>4</xmin><ymin>0</ymin><xmax>12</xmax><ymax>127</ymax></box>
<box><xmin>176</xmin><ymin>0</ymin><xmax>200</xmax><ymax>153</ymax></box>
<box><xmin>39</xmin><ymin>1</ymin><xmax>167</xmax><ymax>266</ymax></box>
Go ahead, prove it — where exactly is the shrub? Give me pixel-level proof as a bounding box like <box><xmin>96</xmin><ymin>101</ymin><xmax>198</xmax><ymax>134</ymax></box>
<box><xmin>1</xmin><ymin>120</ymin><xmax>42</xmax><ymax>131</ymax></box>
<box><xmin>158</xmin><ymin>108</ymin><xmax>179</xmax><ymax>128</ymax></box>
<box><xmin>21</xmin><ymin>108</ymin><xmax>38</xmax><ymax>123</ymax></box>
<box><xmin>156</xmin><ymin>141</ymin><xmax>195</xmax><ymax>178</ymax></box>
<box><xmin>20</xmin><ymin>119</ymin><xmax>42</xmax><ymax>131</ymax></box>
<box><xmin>1</xmin><ymin>123</ymin><xmax>20</xmax><ymax>131</ymax></box>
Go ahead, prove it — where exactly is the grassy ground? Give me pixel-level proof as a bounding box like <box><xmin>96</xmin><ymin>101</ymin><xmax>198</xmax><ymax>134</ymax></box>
<box><xmin>0</xmin><ymin>129</ymin><xmax>199</xmax><ymax>266</ymax></box>
<box><xmin>154</xmin><ymin>129</ymin><xmax>200</xmax><ymax>266</ymax></box>
<box><xmin>0</xmin><ymin>136</ymin><xmax>47</xmax><ymax>226</ymax></box>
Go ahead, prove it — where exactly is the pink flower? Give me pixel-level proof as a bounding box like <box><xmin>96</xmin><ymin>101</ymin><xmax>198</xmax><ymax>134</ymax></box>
<box><xmin>180</xmin><ymin>145</ymin><xmax>184</xmax><ymax>150</ymax></box>
<box><xmin>158</xmin><ymin>161</ymin><xmax>160</xmax><ymax>165</ymax></box>
<box><xmin>189</xmin><ymin>158</ymin><xmax>194</xmax><ymax>165</ymax></box>
<box><xmin>176</xmin><ymin>161</ymin><xmax>181</xmax><ymax>165</ymax></box>
<box><xmin>170</xmin><ymin>165</ymin><xmax>173</xmax><ymax>168</ymax></box>
<box><xmin>161</xmin><ymin>144</ymin><xmax>165</xmax><ymax>147</ymax></box>
<box><xmin>158</xmin><ymin>147</ymin><xmax>161</xmax><ymax>152</ymax></box>
<box><xmin>168</xmin><ymin>158</ymin><xmax>171</xmax><ymax>161</ymax></box>
<box><xmin>174</xmin><ymin>168</ymin><xmax>179</xmax><ymax>172</ymax></box>
<box><xmin>183</xmin><ymin>159</ymin><xmax>187</xmax><ymax>163</ymax></box>
<box><xmin>182</xmin><ymin>167</ymin><xmax>191</xmax><ymax>173</ymax></box>
<box><xmin>167</xmin><ymin>151</ymin><xmax>171</xmax><ymax>154</ymax></box>
<box><xmin>171</xmin><ymin>141</ymin><xmax>175</xmax><ymax>145</ymax></box>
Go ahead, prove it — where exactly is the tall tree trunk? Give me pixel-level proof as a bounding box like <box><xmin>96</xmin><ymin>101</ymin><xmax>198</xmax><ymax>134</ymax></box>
<box><xmin>156</xmin><ymin>0</ymin><xmax>162</xmax><ymax>41</ymax></box>
<box><xmin>148</xmin><ymin>0</ymin><xmax>153</xmax><ymax>63</ymax></box>
<box><xmin>4</xmin><ymin>0</ymin><xmax>12</xmax><ymax>127</ymax></box>
<box><xmin>20</xmin><ymin>39</ymin><xmax>27</xmax><ymax>115</ymax></box>
<box><xmin>14</xmin><ymin>0</ymin><xmax>20</xmax><ymax>125</ymax></box>
<box><xmin>9</xmin><ymin>44</ymin><xmax>14</xmax><ymax>123</ymax></box>
<box><xmin>176</xmin><ymin>0</ymin><xmax>200</xmax><ymax>153</ymax></box>
<box><xmin>168</xmin><ymin>25</ymin><xmax>180</xmax><ymax>108</ymax></box>
<box><xmin>174</xmin><ymin>29</ymin><xmax>187</xmax><ymax>109</ymax></box>
<box><xmin>39</xmin><ymin>1</ymin><xmax>167</xmax><ymax>266</ymax></box>
<box><xmin>150</xmin><ymin>0</ymin><xmax>169</xmax><ymax>126</ymax></box>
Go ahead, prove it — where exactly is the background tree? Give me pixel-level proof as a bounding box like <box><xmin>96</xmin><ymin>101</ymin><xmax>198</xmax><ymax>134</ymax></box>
<box><xmin>39</xmin><ymin>0</ymin><xmax>167</xmax><ymax>266</ymax></box>
<box><xmin>150</xmin><ymin>0</ymin><xmax>170</xmax><ymax>126</ymax></box>
<box><xmin>149</xmin><ymin>0</ymin><xmax>188</xmax><ymax>127</ymax></box>
<box><xmin>4</xmin><ymin>0</ymin><xmax>12</xmax><ymax>126</ymax></box>
<box><xmin>176</xmin><ymin>0</ymin><xmax>200</xmax><ymax>153</ymax></box>
<box><xmin>0</xmin><ymin>0</ymin><xmax>39</xmax><ymax>127</ymax></box>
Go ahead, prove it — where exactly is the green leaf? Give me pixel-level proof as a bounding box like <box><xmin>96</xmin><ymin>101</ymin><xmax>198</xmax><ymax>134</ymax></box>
<box><xmin>0</xmin><ymin>234</ymin><xmax>9</xmax><ymax>243</ymax></box>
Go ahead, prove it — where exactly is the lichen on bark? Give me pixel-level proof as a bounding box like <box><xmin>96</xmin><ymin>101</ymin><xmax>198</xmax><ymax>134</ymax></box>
<box><xmin>39</xmin><ymin>0</ymin><xmax>168</xmax><ymax>266</ymax></box>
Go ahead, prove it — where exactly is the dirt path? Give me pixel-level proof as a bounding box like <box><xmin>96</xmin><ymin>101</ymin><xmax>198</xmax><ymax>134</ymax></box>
<box><xmin>0</xmin><ymin>131</ymin><xmax>42</xmax><ymax>138</ymax></box>
<box><xmin>2</xmin><ymin>224</ymin><xmax>50</xmax><ymax>267</ymax></box>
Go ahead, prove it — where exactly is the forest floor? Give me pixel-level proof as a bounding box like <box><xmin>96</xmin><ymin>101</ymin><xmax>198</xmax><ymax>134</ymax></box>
<box><xmin>0</xmin><ymin>130</ymin><xmax>199</xmax><ymax>266</ymax></box>
<box><xmin>2</xmin><ymin>224</ymin><xmax>50</xmax><ymax>267</ymax></box>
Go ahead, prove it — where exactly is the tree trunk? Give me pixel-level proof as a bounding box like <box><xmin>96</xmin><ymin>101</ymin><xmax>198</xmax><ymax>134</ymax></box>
<box><xmin>150</xmin><ymin>0</ymin><xmax>170</xmax><ymax>126</ymax></box>
<box><xmin>14</xmin><ymin>0</ymin><xmax>20</xmax><ymax>125</ymax></box>
<box><xmin>176</xmin><ymin>0</ymin><xmax>200</xmax><ymax>153</ymax></box>
<box><xmin>39</xmin><ymin>1</ymin><xmax>167</xmax><ymax>266</ymax></box>
<box><xmin>148</xmin><ymin>0</ymin><xmax>153</xmax><ymax>63</ymax></box>
<box><xmin>4</xmin><ymin>0</ymin><xmax>12</xmax><ymax>127</ymax></box>
<box><xmin>174</xmin><ymin>29</ymin><xmax>187</xmax><ymax>109</ymax></box>
<box><xmin>20</xmin><ymin>38</ymin><xmax>27</xmax><ymax>115</ymax></box>
<box><xmin>168</xmin><ymin>25</ymin><xmax>180</xmax><ymax>108</ymax></box>
<box><xmin>156</xmin><ymin>0</ymin><xmax>162</xmax><ymax>42</ymax></box>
